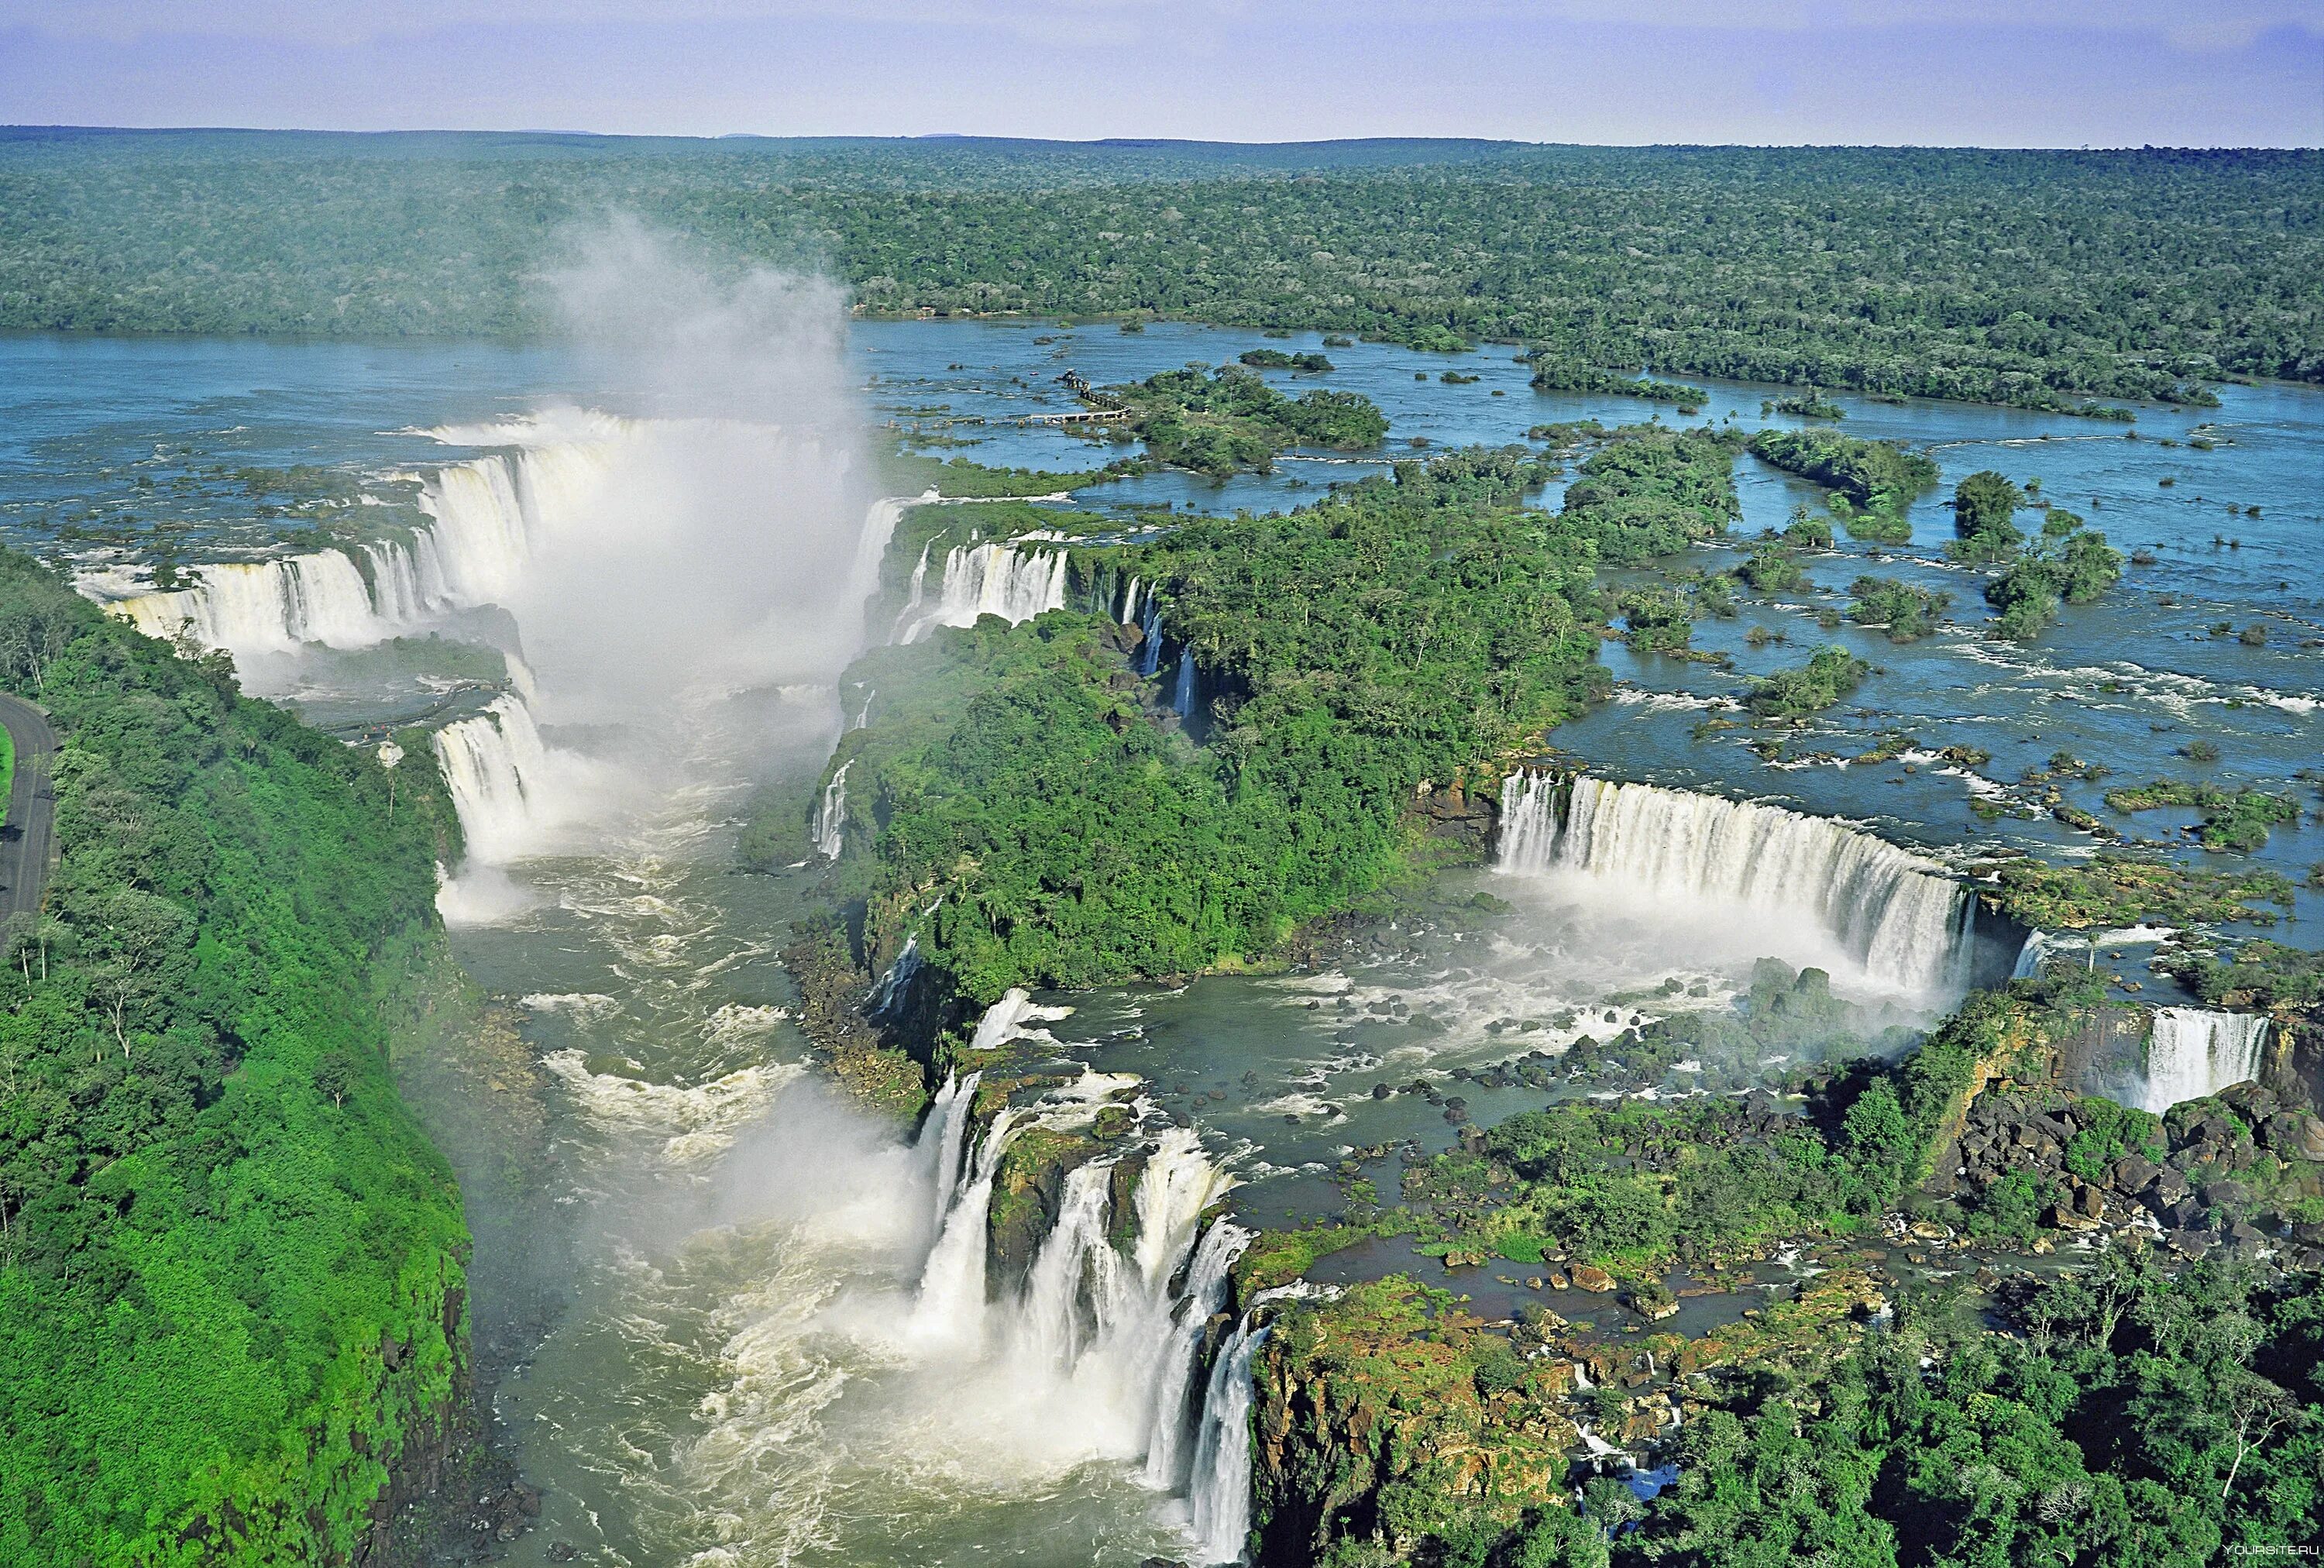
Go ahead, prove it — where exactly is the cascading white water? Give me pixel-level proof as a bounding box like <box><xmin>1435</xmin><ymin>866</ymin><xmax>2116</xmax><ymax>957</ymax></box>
<box><xmin>1137</xmin><ymin>597</ymin><xmax>1164</xmax><ymax>676</ymax></box>
<box><xmin>1015</xmin><ymin>1161</ymin><xmax>1118</xmax><ymax>1371</ymax></box>
<box><xmin>918</xmin><ymin>1071</ymin><xmax>982</xmax><ymax>1232</ymax></box>
<box><xmin>867</xmin><ymin>934</ymin><xmax>923</xmax><ymax>1021</ymax></box>
<box><xmin>2141</xmin><ymin>1007</ymin><xmax>2271</xmax><ymax>1112</ymax></box>
<box><xmin>812</xmin><ymin>761</ymin><xmax>852</xmax><ymax>860</ymax></box>
<box><xmin>1188</xmin><ymin>1317</ymin><xmax>1267</xmax><ymax>1564</ymax></box>
<box><xmin>1496</xmin><ymin>770</ymin><xmax>1563</xmax><ymax>874</ymax></box>
<box><xmin>108</xmin><ymin>550</ymin><xmax>388</xmax><ymax>657</ymax></box>
<box><xmin>899</xmin><ymin>542</ymin><xmax>1069</xmax><ymax>642</ymax></box>
<box><xmin>1174</xmin><ymin>652</ymin><xmax>1196</xmax><ymax>720</ymax></box>
<box><xmin>2012</xmin><ymin>930</ymin><xmax>2054</xmax><ymax>979</ymax></box>
<box><xmin>431</xmin><ymin>694</ymin><xmax>558</xmax><ymax>865</ymax></box>
<box><xmin>1143</xmin><ymin>1219</ymin><xmax>1251</xmax><ymax>1488</ymax></box>
<box><xmin>968</xmin><ymin>986</ymin><xmax>1072</xmax><ymax>1050</ymax></box>
<box><xmin>907</xmin><ymin>1075</ymin><xmax>1243</xmax><ymax>1543</ymax></box>
<box><xmin>909</xmin><ymin>1107</ymin><xmax>1019</xmax><ymax>1348</ymax></box>
<box><xmin>1498</xmin><ymin>771</ymin><xmax>1974</xmax><ymax>999</ymax></box>
<box><xmin>892</xmin><ymin>540</ymin><xmax>936</xmax><ymax>637</ymax></box>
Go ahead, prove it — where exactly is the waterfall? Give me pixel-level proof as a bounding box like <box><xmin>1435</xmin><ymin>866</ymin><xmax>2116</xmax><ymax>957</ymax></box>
<box><xmin>1143</xmin><ymin>1220</ymin><xmax>1251</xmax><ymax>1488</ymax></box>
<box><xmin>431</xmin><ymin>694</ymin><xmax>557</xmax><ymax>865</ymax></box>
<box><xmin>812</xmin><ymin>761</ymin><xmax>852</xmax><ymax>861</ymax></box>
<box><xmin>899</xmin><ymin>542</ymin><xmax>1070</xmax><ymax>642</ymax></box>
<box><xmin>851</xmin><ymin>497</ymin><xmax>910</xmax><ymax>611</ymax></box>
<box><xmin>968</xmin><ymin>987</ymin><xmax>1071</xmax><ymax>1050</ymax></box>
<box><xmin>893</xmin><ymin>541</ymin><xmax>935</xmax><ymax>637</ymax></box>
<box><xmin>1120</xmin><ymin>576</ymin><xmax>1142</xmax><ymax>627</ymax></box>
<box><xmin>1173</xmin><ymin>652</ymin><xmax>1197</xmax><ymax>720</ymax></box>
<box><xmin>1137</xmin><ymin>597</ymin><xmax>1164</xmax><ymax>676</ymax></box>
<box><xmin>868</xmin><ymin>935</ymin><xmax>923</xmax><ymax>1022</ymax></box>
<box><xmin>909</xmin><ymin>1108</ymin><xmax>1019</xmax><ymax>1348</ymax></box>
<box><xmin>1496</xmin><ymin>770</ymin><xmax>1563</xmax><ymax>874</ymax></box>
<box><xmin>917</xmin><ymin>1070</ymin><xmax>982</xmax><ymax>1229</ymax></box>
<box><xmin>1497</xmin><ymin>771</ymin><xmax>1974</xmax><ymax>999</ymax></box>
<box><xmin>2012</xmin><ymin>930</ymin><xmax>2054</xmax><ymax>980</ymax></box>
<box><xmin>2141</xmin><ymin>1008</ymin><xmax>2271</xmax><ymax>1113</ymax></box>
<box><xmin>1014</xmin><ymin>1161</ymin><xmax>1118</xmax><ymax>1370</ymax></box>
<box><xmin>108</xmin><ymin>549</ymin><xmax>389</xmax><ymax>658</ymax></box>
<box><xmin>1188</xmin><ymin>1317</ymin><xmax>1266</xmax><ymax>1564</ymax></box>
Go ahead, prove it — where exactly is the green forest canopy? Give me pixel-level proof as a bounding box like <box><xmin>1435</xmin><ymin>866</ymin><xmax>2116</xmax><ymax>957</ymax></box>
<box><xmin>2</xmin><ymin>132</ymin><xmax>2319</xmax><ymax>411</ymax></box>
<box><xmin>0</xmin><ymin>549</ymin><xmax>471</xmax><ymax>1565</ymax></box>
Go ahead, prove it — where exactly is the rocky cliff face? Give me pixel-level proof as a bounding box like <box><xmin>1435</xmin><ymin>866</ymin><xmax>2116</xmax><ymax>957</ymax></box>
<box><xmin>1944</xmin><ymin>1079</ymin><xmax>2324</xmax><ymax>1266</ymax></box>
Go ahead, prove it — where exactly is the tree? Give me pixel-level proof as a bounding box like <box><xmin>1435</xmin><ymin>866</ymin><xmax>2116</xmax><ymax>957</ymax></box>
<box><xmin>1951</xmin><ymin>470</ymin><xmax>2027</xmax><ymax>560</ymax></box>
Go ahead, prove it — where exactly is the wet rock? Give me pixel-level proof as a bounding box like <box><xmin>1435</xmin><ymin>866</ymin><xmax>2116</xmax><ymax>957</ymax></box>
<box><xmin>2109</xmin><ymin>1155</ymin><xmax>2161</xmax><ymax>1195</ymax></box>
<box><xmin>1571</xmin><ymin>1264</ymin><xmax>1617</xmax><ymax>1293</ymax></box>
<box><xmin>547</xmin><ymin>1545</ymin><xmax>577</xmax><ymax>1563</ymax></box>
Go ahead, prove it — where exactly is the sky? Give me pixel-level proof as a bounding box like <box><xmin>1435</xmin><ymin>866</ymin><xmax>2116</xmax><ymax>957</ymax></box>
<box><xmin>2</xmin><ymin>1</ymin><xmax>2319</xmax><ymax>147</ymax></box>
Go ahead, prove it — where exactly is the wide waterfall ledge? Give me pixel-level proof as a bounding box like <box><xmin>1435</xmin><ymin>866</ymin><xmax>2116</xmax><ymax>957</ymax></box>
<box><xmin>1494</xmin><ymin>769</ymin><xmax>1999</xmax><ymax>1007</ymax></box>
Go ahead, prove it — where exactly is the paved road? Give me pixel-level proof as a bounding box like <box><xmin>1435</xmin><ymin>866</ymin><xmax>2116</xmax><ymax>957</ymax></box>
<box><xmin>0</xmin><ymin>692</ymin><xmax>58</xmax><ymax>923</ymax></box>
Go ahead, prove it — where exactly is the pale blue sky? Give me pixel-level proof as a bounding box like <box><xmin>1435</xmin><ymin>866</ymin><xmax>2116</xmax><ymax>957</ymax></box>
<box><xmin>4</xmin><ymin>1</ymin><xmax>2319</xmax><ymax>146</ymax></box>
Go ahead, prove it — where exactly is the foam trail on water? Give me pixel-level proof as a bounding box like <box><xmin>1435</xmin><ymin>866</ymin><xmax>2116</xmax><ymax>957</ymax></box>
<box><xmin>2142</xmin><ymin>1007</ymin><xmax>2270</xmax><ymax>1112</ymax></box>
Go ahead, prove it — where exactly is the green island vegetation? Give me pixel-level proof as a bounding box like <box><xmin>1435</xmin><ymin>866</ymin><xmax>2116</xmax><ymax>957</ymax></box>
<box><xmin>1846</xmin><ymin>575</ymin><xmax>1952</xmax><ymax>641</ymax></box>
<box><xmin>0</xmin><ymin>550</ymin><xmax>474</xmax><ymax>1564</ymax></box>
<box><xmin>1778</xmin><ymin>506</ymin><xmax>1835</xmax><ymax>549</ymax></box>
<box><xmin>1985</xmin><ymin>505</ymin><xmax>2126</xmax><ymax>638</ymax></box>
<box><xmin>1524</xmin><ymin>356</ymin><xmax>1707</xmax><ymax>409</ymax></box>
<box><xmin>1238</xmin><ymin>348</ymin><xmax>1333</xmax><ymax>372</ymax></box>
<box><xmin>1769</xmin><ymin>389</ymin><xmax>1846</xmax><ymax>418</ymax></box>
<box><xmin>1552</xmin><ymin>425</ymin><xmax>1744</xmax><ymax>562</ymax></box>
<box><xmin>1254</xmin><ymin>1247</ymin><xmax>2324</xmax><ymax>1566</ymax></box>
<box><xmin>2161</xmin><ymin>939</ymin><xmax>2324</xmax><ymax>1010</ymax></box>
<box><xmin>2102</xmin><ymin>779</ymin><xmax>2305</xmax><ymax>853</ymax></box>
<box><xmin>1737</xmin><ymin>543</ymin><xmax>1810</xmax><ymax>593</ymax></box>
<box><xmin>783</xmin><ymin>425</ymin><xmax>1753</xmax><ymax>1022</ymax></box>
<box><xmin>1978</xmin><ymin>851</ymin><xmax>2296</xmax><ymax>930</ymax></box>
<box><xmin>1948</xmin><ymin>468</ymin><xmax>2030</xmax><ymax>563</ymax></box>
<box><xmin>1745</xmin><ymin>645</ymin><xmax>1871</xmax><ymax>717</ymax></box>
<box><xmin>1105</xmin><ymin>363</ymin><xmax>1389</xmax><ymax>476</ymax></box>
<box><xmin>0</xmin><ymin>722</ymin><xmax>13</xmax><ymax>823</ymax></box>
<box><xmin>1745</xmin><ymin>428</ymin><xmax>1941</xmax><ymax>533</ymax></box>
<box><xmin>9</xmin><ymin>133</ymin><xmax>2313</xmax><ymax>411</ymax></box>
<box><xmin>1614</xmin><ymin>586</ymin><xmax>1694</xmax><ymax>655</ymax></box>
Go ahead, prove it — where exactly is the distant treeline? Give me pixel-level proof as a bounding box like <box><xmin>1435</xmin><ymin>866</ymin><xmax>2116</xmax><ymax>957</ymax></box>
<box><xmin>2</xmin><ymin>131</ymin><xmax>2320</xmax><ymax>411</ymax></box>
